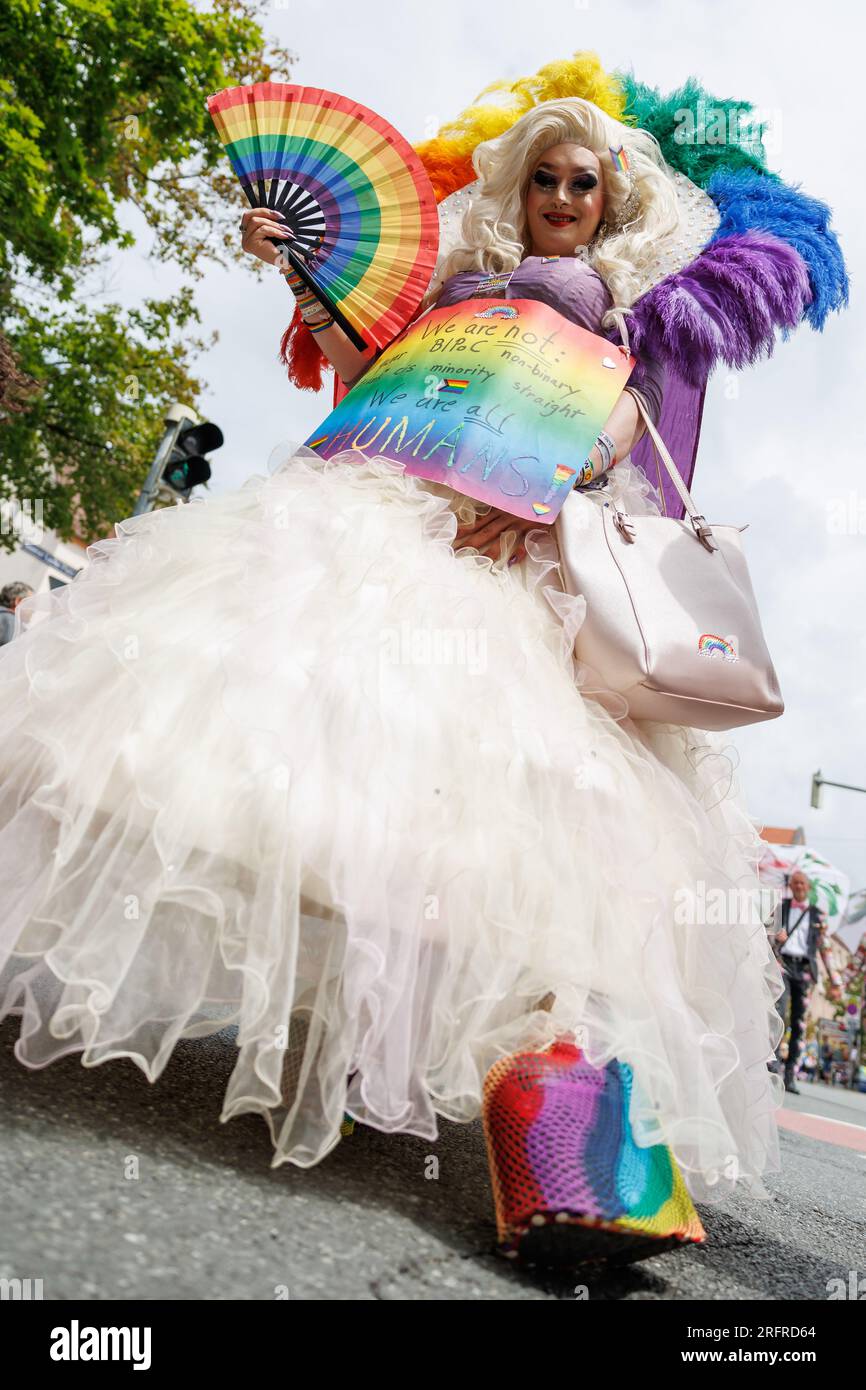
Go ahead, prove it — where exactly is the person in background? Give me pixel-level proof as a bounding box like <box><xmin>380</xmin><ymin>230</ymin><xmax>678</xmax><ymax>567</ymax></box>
<box><xmin>0</xmin><ymin>582</ymin><xmax>34</xmax><ymax>647</ymax></box>
<box><xmin>798</xmin><ymin>1048</ymin><xmax>816</xmax><ymax>1082</ymax></box>
<box><xmin>770</xmin><ymin>869</ymin><xmax>843</xmax><ymax>1094</ymax></box>
<box><xmin>820</xmin><ymin>1040</ymin><xmax>834</xmax><ymax>1084</ymax></box>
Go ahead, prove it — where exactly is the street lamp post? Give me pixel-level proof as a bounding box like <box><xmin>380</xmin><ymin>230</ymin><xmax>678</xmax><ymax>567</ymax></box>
<box><xmin>810</xmin><ymin>770</ymin><xmax>866</xmax><ymax>810</ymax></box>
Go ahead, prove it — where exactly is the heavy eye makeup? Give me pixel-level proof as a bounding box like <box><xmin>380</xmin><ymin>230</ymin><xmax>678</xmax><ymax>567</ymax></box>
<box><xmin>531</xmin><ymin>168</ymin><xmax>599</xmax><ymax>194</ymax></box>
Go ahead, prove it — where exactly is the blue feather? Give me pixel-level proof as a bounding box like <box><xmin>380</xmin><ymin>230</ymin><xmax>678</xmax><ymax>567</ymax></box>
<box><xmin>706</xmin><ymin>167</ymin><xmax>849</xmax><ymax>330</ymax></box>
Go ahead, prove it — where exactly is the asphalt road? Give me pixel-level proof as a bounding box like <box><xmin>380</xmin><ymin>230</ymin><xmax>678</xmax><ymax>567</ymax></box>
<box><xmin>1</xmin><ymin>1017</ymin><xmax>864</xmax><ymax>1301</ymax></box>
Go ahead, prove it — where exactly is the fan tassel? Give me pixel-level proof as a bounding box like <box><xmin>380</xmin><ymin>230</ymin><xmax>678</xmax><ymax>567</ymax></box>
<box><xmin>279</xmin><ymin>304</ymin><xmax>330</xmax><ymax>392</ymax></box>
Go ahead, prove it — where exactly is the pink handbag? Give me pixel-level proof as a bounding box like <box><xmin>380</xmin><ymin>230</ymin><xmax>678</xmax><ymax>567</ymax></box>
<box><xmin>554</xmin><ymin>393</ymin><xmax>784</xmax><ymax>731</ymax></box>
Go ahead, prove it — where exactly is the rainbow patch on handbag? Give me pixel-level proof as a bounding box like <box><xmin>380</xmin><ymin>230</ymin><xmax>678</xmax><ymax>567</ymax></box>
<box><xmin>473</xmin><ymin>304</ymin><xmax>519</xmax><ymax>318</ymax></box>
<box><xmin>481</xmin><ymin>1042</ymin><xmax>706</xmax><ymax>1250</ymax></box>
<box><xmin>698</xmin><ymin>632</ymin><xmax>739</xmax><ymax>661</ymax></box>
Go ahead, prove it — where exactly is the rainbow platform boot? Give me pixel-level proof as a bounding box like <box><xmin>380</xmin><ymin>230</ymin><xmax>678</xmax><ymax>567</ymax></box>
<box><xmin>481</xmin><ymin>1040</ymin><xmax>707</xmax><ymax>1265</ymax></box>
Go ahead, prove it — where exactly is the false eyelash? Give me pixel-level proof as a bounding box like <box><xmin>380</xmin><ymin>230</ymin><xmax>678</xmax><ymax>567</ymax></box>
<box><xmin>531</xmin><ymin>170</ymin><xmax>598</xmax><ymax>193</ymax></box>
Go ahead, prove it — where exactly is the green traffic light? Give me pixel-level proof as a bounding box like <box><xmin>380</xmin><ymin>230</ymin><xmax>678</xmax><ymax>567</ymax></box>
<box><xmin>162</xmin><ymin>419</ymin><xmax>223</xmax><ymax>496</ymax></box>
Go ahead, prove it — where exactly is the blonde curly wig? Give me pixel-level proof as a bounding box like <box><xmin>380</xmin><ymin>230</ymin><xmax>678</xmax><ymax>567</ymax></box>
<box><xmin>429</xmin><ymin>98</ymin><xmax>685</xmax><ymax>336</ymax></box>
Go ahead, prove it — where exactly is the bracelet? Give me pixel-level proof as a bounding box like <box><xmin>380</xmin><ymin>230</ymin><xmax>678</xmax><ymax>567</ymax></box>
<box><xmin>282</xmin><ymin>266</ymin><xmax>331</xmax><ymax>325</ymax></box>
<box><xmin>307</xmin><ymin>315</ymin><xmax>335</xmax><ymax>334</ymax></box>
<box><xmin>596</xmin><ymin>429</ymin><xmax>618</xmax><ymax>470</ymax></box>
<box><xmin>295</xmin><ymin>291</ymin><xmax>325</xmax><ymax>319</ymax></box>
<box><xmin>577</xmin><ymin>429</ymin><xmax>618</xmax><ymax>486</ymax></box>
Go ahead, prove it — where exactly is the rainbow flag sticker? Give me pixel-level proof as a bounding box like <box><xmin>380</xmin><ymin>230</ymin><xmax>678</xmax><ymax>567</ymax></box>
<box><xmin>438</xmin><ymin>378</ymin><xmax>470</xmax><ymax>394</ymax></box>
<box><xmin>609</xmin><ymin>144</ymin><xmax>630</xmax><ymax>173</ymax></box>
<box><xmin>531</xmin><ymin>501</ymin><xmax>552</xmax><ymax>516</ymax></box>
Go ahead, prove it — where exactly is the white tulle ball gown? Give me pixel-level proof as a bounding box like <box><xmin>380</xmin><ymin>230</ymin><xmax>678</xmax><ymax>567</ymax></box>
<box><xmin>0</xmin><ymin>440</ymin><xmax>785</xmax><ymax>1203</ymax></box>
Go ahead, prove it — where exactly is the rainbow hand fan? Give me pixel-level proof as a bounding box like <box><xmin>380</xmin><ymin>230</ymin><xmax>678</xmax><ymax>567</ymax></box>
<box><xmin>207</xmin><ymin>83</ymin><xmax>439</xmax><ymax>351</ymax></box>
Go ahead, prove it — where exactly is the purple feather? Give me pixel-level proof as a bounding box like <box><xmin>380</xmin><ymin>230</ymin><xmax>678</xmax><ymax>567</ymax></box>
<box><xmin>623</xmin><ymin>232</ymin><xmax>813</xmax><ymax>388</ymax></box>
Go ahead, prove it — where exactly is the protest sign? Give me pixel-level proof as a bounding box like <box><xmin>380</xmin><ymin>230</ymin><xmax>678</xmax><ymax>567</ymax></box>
<box><xmin>305</xmin><ymin>298</ymin><xmax>634</xmax><ymax>523</ymax></box>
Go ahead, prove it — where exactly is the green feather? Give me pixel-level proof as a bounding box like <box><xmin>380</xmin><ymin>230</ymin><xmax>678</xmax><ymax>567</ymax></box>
<box><xmin>613</xmin><ymin>68</ymin><xmax>779</xmax><ymax>187</ymax></box>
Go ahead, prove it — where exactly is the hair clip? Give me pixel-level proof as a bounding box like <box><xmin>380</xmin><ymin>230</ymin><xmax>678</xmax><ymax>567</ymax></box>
<box><xmin>608</xmin><ymin>144</ymin><xmax>630</xmax><ymax>174</ymax></box>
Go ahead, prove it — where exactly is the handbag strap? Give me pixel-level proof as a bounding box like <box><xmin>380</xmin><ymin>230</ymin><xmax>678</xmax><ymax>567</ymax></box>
<box><xmin>626</xmin><ymin>390</ymin><xmax>718</xmax><ymax>551</ymax></box>
<box><xmin>608</xmin><ymin>313</ymin><xmax>708</xmax><ymax>528</ymax></box>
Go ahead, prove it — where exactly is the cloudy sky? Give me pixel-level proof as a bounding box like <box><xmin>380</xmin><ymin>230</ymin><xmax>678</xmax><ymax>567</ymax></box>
<box><xmin>111</xmin><ymin>0</ymin><xmax>865</xmax><ymax>891</ymax></box>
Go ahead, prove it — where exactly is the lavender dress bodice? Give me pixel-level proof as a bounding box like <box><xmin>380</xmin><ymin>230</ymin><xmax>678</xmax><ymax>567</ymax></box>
<box><xmin>435</xmin><ymin>255</ymin><xmax>665</xmax><ymax>424</ymax></box>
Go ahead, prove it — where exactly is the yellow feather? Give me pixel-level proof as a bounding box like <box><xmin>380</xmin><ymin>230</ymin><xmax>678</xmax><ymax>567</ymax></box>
<box><xmin>414</xmin><ymin>51</ymin><xmax>628</xmax><ymax>199</ymax></box>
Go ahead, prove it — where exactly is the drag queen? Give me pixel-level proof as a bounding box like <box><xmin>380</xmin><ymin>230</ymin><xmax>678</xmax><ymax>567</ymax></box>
<box><xmin>0</xmin><ymin>96</ymin><xmax>803</xmax><ymax>1264</ymax></box>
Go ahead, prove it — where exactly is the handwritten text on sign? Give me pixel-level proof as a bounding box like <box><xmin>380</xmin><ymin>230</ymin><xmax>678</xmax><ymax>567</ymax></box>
<box><xmin>305</xmin><ymin>298</ymin><xmax>634</xmax><ymax>523</ymax></box>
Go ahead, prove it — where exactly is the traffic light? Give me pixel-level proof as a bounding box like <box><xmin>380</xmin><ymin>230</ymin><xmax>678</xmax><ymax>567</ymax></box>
<box><xmin>810</xmin><ymin>771</ymin><xmax>823</xmax><ymax>810</ymax></box>
<box><xmin>161</xmin><ymin>419</ymin><xmax>224</xmax><ymax>501</ymax></box>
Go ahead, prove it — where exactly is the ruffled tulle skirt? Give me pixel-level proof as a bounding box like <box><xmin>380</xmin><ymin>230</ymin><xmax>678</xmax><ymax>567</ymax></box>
<box><xmin>0</xmin><ymin>442</ymin><xmax>785</xmax><ymax>1202</ymax></box>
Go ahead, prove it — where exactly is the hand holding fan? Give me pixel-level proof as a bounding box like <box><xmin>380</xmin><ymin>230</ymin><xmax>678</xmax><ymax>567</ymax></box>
<box><xmin>207</xmin><ymin>83</ymin><xmax>440</xmax><ymax>352</ymax></box>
